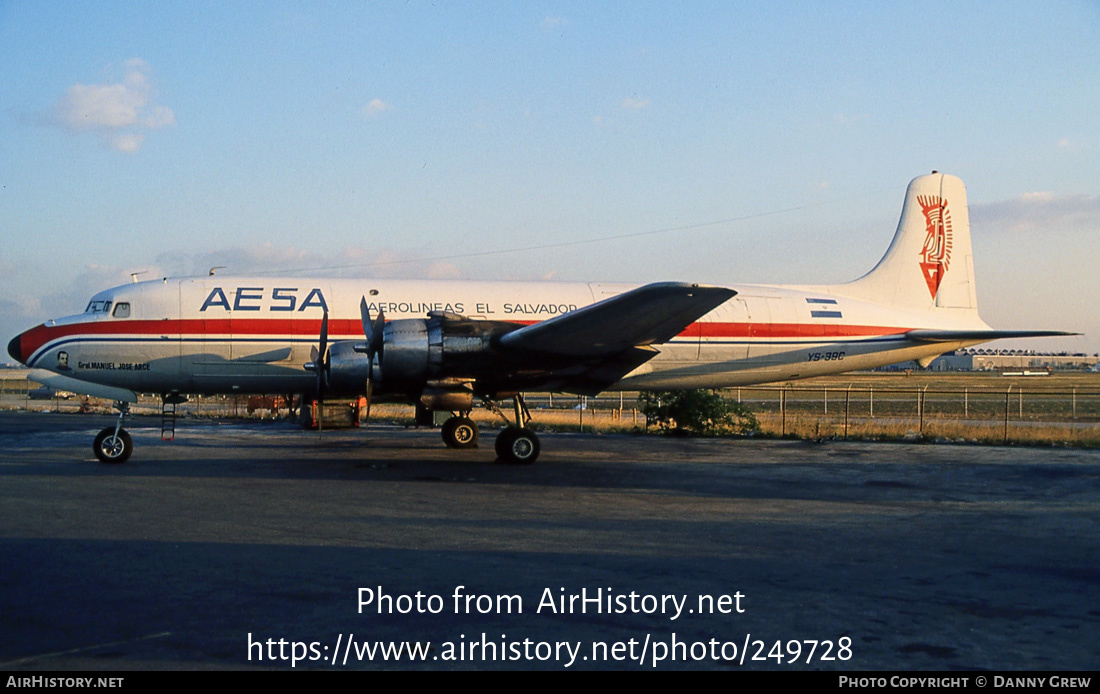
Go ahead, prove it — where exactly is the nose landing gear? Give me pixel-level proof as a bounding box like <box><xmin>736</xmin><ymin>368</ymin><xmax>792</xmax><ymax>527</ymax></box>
<box><xmin>93</xmin><ymin>401</ymin><xmax>133</xmax><ymax>464</ymax></box>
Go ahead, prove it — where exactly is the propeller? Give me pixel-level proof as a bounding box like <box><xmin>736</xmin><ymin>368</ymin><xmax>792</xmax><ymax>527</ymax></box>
<box><xmin>304</xmin><ymin>309</ymin><xmax>330</xmax><ymax>399</ymax></box>
<box><xmin>355</xmin><ymin>297</ymin><xmax>385</xmax><ymax>421</ymax></box>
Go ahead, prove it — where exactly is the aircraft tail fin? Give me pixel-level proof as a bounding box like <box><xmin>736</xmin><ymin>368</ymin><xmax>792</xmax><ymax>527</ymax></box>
<box><xmin>841</xmin><ymin>172</ymin><xmax>979</xmax><ymax>314</ymax></box>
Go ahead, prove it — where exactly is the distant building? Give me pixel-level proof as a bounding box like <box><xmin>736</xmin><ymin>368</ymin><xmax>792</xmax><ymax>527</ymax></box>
<box><xmin>925</xmin><ymin>349</ymin><xmax>1099</xmax><ymax>372</ymax></box>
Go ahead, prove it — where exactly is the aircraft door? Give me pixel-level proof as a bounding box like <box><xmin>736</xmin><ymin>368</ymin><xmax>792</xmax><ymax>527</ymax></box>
<box><xmin>165</xmin><ymin>280</ymin><xmax>183</xmax><ymax>386</ymax></box>
<box><xmin>188</xmin><ymin>280</ymin><xmax>235</xmax><ymax>391</ymax></box>
<box><xmin>698</xmin><ymin>298</ymin><xmax>746</xmax><ymax>362</ymax></box>
<box><xmin>742</xmin><ymin>295</ymin><xmax>774</xmax><ymax>362</ymax></box>
<box><xmin>745</xmin><ymin>295</ymin><xmax>802</xmax><ymax>374</ymax></box>
<box><xmin>136</xmin><ymin>279</ymin><xmax>183</xmax><ymax>393</ymax></box>
<box><xmin>225</xmin><ymin>285</ymin><xmax>292</xmax><ymax>383</ymax></box>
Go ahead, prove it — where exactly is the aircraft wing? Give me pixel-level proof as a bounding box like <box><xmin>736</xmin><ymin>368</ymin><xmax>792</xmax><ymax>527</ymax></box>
<box><xmin>906</xmin><ymin>329</ymin><xmax>1079</xmax><ymax>343</ymax></box>
<box><xmin>499</xmin><ymin>282</ymin><xmax>736</xmax><ymax>357</ymax></box>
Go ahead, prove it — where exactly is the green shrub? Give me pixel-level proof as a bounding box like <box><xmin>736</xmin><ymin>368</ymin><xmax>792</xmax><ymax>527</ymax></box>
<box><xmin>638</xmin><ymin>390</ymin><xmax>758</xmax><ymax>436</ymax></box>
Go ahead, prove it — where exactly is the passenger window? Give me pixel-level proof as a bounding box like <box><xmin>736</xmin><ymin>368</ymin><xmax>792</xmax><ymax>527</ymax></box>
<box><xmin>112</xmin><ymin>302</ymin><xmax>131</xmax><ymax>318</ymax></box>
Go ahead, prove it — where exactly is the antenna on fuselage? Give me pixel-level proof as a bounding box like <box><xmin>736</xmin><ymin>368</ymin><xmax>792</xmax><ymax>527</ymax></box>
<box><xmin>130</xmin><ymin>271</ymin><xmax>148</xmax><ymax>283</ymax></box>
<box><xmin>209</xmin><ymin>266</ymin><xmax>226</xmax><ymax>276</ymax></box>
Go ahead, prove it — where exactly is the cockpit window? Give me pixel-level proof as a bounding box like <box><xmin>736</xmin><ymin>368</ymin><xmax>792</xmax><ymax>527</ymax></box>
<box><xmin>84</xmin><ymin>300</ymin><xmax>112</xmax><ymax>314</ymax></box>
<box><xmin>112</xmin><ymin>302</ymin><xmax>131</xmax><ymax>318</ymax></box>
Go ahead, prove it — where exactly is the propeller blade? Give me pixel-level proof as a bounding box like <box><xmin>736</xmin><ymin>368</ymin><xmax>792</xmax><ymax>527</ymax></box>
<box><xmin>315</xmin><ymin>310</ymin><xmax>330</xmax><ymax>397</ymax></box>
<box><xmin>369</xmin><ymin>308</ymin><xmax>385</xmax><ymax>355</ymax></box>
<box><xmin>358</xmin><ymin>297</ymin><xmax>387</xmax><ymax>423</ymax></box>
<box><xmin>359</xmin><ymin>297</ymin><xmax>372</xmax><ymax>343</ymax></box>
<box><xmin>359</xmin><ymin>298</ymin><xmax>386</xmax><ymax>355</ymax></box>
<box><xmin>358</xmin><ymin>297</ymin><xmax>386</xmax><ymax>387</ymax></box>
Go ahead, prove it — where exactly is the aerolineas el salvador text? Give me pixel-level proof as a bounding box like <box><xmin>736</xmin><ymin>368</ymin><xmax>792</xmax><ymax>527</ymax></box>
<box><xmin>358</xmin><ymin>586</ymin><xmax>746</xmax><ymax>620</ymax></box>
<box><xmin>198</xmin><ymin>286</ymin><xmax>578</xmax><ymax>316</ymax></box>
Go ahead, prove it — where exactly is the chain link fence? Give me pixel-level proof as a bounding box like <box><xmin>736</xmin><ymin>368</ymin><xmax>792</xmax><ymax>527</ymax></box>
<box><xmin>4</xmin><ymin>373</ymin><xmax>1099</xmax><ymax>445</ymax></box>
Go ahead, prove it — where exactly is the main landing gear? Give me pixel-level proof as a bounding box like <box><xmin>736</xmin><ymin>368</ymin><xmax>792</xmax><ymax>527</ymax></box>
<box><xmin>93</xmin><ymin>401</ymin><xmax>133</xmax><ymax>464</ymax></box>
<box><xmin>494</xmin><ymin>395</ymin><xmax>540</xmax><ymax>465</ymax></box>
<box><xmin>441</xmin><ymin>415</ymin><xmax>479</xmax><ymax>449</ymax></box>
<box><xmin>495</xmin><ymin>426</ymin><xmax>540</xmax><ymax>465</ymax></box>
<box><xmin>439</xmin><ymin>395</ymin><xmax>541</xmax><ymax>464</ymax></box>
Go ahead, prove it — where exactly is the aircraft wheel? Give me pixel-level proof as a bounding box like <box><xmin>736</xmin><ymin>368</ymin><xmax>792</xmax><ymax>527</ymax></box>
<box><xmin>442</xmin><ymin>416</ymin><xmax>479</xmax><ymax>449</ymax></box>
<box><xmin>495</xmin><ymin>427</ymin><xmax>540</xmax><ymax>465</ymax></box>
<box><xmin>93</xmin><ymin>427</ymin><xmax>133</xmax><ymax>464</ymax></box>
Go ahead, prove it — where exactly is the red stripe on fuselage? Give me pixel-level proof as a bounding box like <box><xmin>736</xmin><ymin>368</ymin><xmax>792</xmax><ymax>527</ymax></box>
<box><xmin>19</xmin><ymin>317</ymin><xmax>913</xmax><ymax>362</ymax></box>
<box><xmin>698</xmin><ymin>322</ymin><xmax>909</xmax><ymax>339</ymax></box>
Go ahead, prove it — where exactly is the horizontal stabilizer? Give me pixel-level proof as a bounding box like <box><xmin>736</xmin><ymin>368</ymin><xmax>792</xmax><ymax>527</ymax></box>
<box><xmin>28</xmin><ymin>369</ymin><xmax>138</xmax><ymax>403</ymax></box>
<box><xmin>906</xmin><ymin>329</ymin><xmax>1079</xmax><ymax>343</ymax></box>
<box><xmin>500</xmin><ymin>282</ymin><xmax>736</xmax><ymax>357</ymax></box>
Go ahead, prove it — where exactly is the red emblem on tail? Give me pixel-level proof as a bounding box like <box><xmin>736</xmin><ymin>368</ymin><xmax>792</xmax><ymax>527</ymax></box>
<box><xmin>917</xmin><ymin>195</ymin><xmax>952</xmax><ymax>299</ymax></box>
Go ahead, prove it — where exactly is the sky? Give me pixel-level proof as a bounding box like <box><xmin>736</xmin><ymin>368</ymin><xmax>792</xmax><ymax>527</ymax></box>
<box><xmin>2</xmin><ymin>1</ymin><xmax>1098</xmax><ymax>356</ymax></box>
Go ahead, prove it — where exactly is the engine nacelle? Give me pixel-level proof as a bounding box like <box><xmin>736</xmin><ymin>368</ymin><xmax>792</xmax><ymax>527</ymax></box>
<box><xmin>324</xmin><ymin>316</ymin><xmax>496</xmax><ymax>394</ymax></box>
<box><xmin>381</xmin><ymin>318</ymin><xmax>436</xmax><ymax>383</ymax></box>
<box><xmin>326</xmin><ymin>341</ymin><xmax>372</xmax><ymax>390</ymax></box>
<box><xmin>381</xmin><ymin>318</ymin><xmax>493</xmax><ymax>386</ymax></box>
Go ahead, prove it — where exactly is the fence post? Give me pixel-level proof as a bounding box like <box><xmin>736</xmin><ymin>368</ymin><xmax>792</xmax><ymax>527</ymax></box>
<box><xmin>781</xmin><ymin>387</ymin><xmax>787</xmax><ymax>436</ymax></box>
<box><xmin>1072</xmin><ymin>387</ymin><xmax>1077</xmax><ymax>419</ymax></box>
<box><xmin>1003</xmin><ymin>386</ymin><xmax>1012</xmax><ymax>443</ymax></box>
<box><xmin>918</xmin><ymin>387</ymin><xmax>924</xmax><ymax>434</ymax></box>
<box><xmin>844</xmin><ymin>384</ymin><xmax>851</xmax><ymax>439</ymax></box>
<box><xmin>824</xmin><ymin>385</ymin><xmax>828</xmax><ymax>415</ymax></box>
<box><xmin>869</xmin><ymin>385</ymin><xmax>874</xmax><ymax>418</ymax></box>
<box><xmin>964</xmin><ymin>387</ymin><xmax>968</xmax><ymax>418</ymax></box>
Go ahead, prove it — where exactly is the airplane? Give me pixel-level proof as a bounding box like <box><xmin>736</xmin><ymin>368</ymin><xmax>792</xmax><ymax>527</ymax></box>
<box><xmin>6</xmin><ymin>172</ymin><xmax>1073</xmax><ymax>465</ymax></box>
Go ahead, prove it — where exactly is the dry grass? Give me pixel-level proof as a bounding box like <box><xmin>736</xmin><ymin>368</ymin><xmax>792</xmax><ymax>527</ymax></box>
<box><xmin>5</xmin><ymin>370</ymin><xmax>1099</xmax><ymax>447</ymax></box>
<box><xmin>366</xmin><ymin>402</ymin><xmax>1100</xmax><ymax>447</ymax></box>
<box><xmin>752</xmin><ymin>413</ymin><xmax>1100</xmax><ymax>447</ymax></box>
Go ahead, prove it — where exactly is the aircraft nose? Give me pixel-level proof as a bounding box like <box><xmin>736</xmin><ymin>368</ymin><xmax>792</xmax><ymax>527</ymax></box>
<box><xmin>8</xmin><ymin>333</ymin><xmax>24</xmax><ymax>364</ymax></box>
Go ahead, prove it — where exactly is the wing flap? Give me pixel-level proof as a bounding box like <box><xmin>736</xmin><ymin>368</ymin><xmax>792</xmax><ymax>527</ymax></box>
<box><xmin>499</xmin><ymin>282</ymin><xmax>736</xmax><ymax>357</ymax></box>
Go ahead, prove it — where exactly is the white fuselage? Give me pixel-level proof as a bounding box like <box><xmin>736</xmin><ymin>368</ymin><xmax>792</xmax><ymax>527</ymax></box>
<box><xmin>16</xmin><ymin>275</ymin><xmax>984</xmax><ymax>397</ymax></box>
